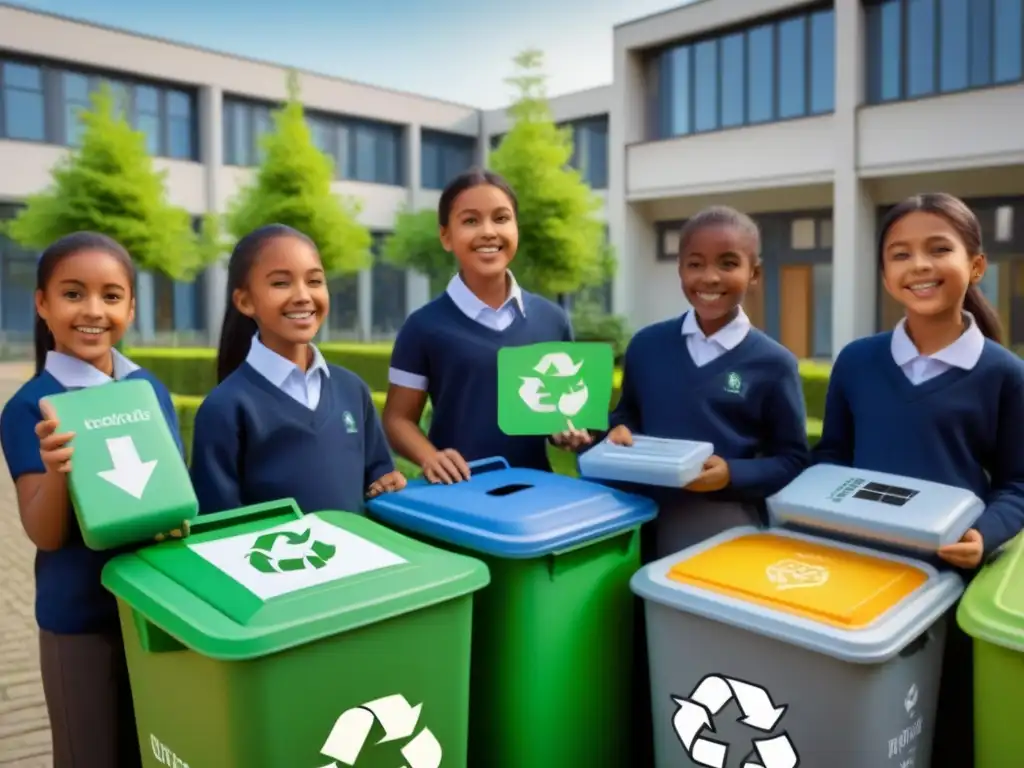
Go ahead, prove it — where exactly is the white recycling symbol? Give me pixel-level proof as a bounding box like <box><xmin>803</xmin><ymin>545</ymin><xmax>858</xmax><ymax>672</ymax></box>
<box><xmin>671</xmin><ymin>674</ymin><xmax>799</xmax><ymax>768</ymax></box>
<box><xmin>517</xmin><ymin>352</ymin><xmax>589</xmax><ymax>417</ymax></box>
<box><xmin>904</xmin><ymin>684</ymin><xmax>918</xmax><ymax>717</ymax></box>
<box><xmin>316</xmin><ymin>694</ymin><xmax>441</xmax><ymax>768</ymax></box>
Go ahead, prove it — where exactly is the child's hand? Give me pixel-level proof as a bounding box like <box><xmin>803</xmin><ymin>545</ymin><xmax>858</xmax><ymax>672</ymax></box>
<box><xmin>36</xmin><ymin>399</ymin><xmax>74</xmax><ymax>474</ymax></box>
<box><xmin>938</xmin><ymin>529</ymin><xmax>984</xmax><ymax>569</ymax></box>
<box><xmin>550</xmin><ymin>427</ymin><xmax>593</xmax><ymax>452</ymax></box>
<box><xmin>367</xmin><ymin>470</ymin><xmax>408</xmax><ymax>498</ymax></box>
<box><xmin>421</xmin><ymin>449</ymin><xmax>471</xmax><ymax>485</ymax></box>
<box><xmin>684</xmin><ymin>455</ymin><xmax>730</xmax><ymax>492</ymax></box>
<box><xmin>607</xmin><ymin>425</ymin><xmax>634</xmax><ymax>446</ymax></box>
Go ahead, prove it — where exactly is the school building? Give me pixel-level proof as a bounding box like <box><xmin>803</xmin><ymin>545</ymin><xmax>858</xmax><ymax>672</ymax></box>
<box><xmin>1</xmin><ymin>0</ymin><xmax>1022</xmax><ymax>359</ymax></box>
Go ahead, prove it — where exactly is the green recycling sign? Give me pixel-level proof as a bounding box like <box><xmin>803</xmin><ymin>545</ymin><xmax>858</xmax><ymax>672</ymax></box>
<box><xmin>247</xmin><ymin>528</ymin><xmax>337</xmax><ymax>573</ymax></box>
<box><xmin>497</xmin><ymin>342</ymin><xmax>615</xmax><ymax>435</ymax></box>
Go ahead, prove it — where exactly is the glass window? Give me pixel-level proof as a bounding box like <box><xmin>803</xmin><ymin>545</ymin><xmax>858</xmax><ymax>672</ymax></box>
<box><xmin>809</xmin><ymin>10</ymin><xmax>835</xmax><ymax>113</ymax></box>
<box><xmin>62</xmin><ymin>72</ymin><xmax>91</xmax><ymax>146</ymax></box>
<box><xmin>693</xmin><ymin>40</ymin><xmax>718</xmax><ymax>132</ymax></box>
<box><xmin>3</xmin><ymin>62</ymin><xmax>45</xmax><ymax>141</ymax></box>
<box><xmin>152</xmin><ymin>272</ymin><xmax>175</xmax><ymax>333</ymax></box>
<box><xmin>907</xmin><ymin>0</ymin><xmax>937</xmax><ymax>97</ymax></box>
<box><xmin>812</xmin><ymin>263</ymin><xmax>833</xmax><ymax>358</ymax></box>
<box><xmin>791</xmin><ymin>218</ymin><xmax>816</xmax><ymax>249</ymax></box>
<box><xmin>2</xmin><ymin>253</ymin><xmax>37</xmax><ymax>334</ymax></box>
<box><xmin>134</xmin><ymin>85</ymin><xmax>161</xmax><ymax>155</ymax></box>
<box><xmin>940</xmin><ymin>0</ymin><xmax>970</xmax><ymax>91</ymax></box>
<box><xmin>353</xmin><ymin>125</ymin><xmax>377</xmax><ymax>182</ymax></box>
<box><xmin>253</xmin><ymin>106</ymin><xmax>272</xmax><ymax>164</ymax></box>
<box><xmin>994</xmin><ymin>0</ymin><xmax>1023</xmax><ymax>83</ymax></box>
<box><xmin>584</xmin><ymin>122</ymin><xmax>608</xmax><ymax>188</ymax></box>
<box><xmin>166</xmin><ymin>91</ymin><xmax>193</xmax><ymax>160</ymax></box>
<box><xmin>969</xmin><ymin>0</ymin><xmax>994</xmax><ymax>85</ymax></box>
<box><xmin>747</xmin><ymin>25</ymin><xmax>774</xmax><ymax>123</ymax></box>
<box><xmin>995</xmin><ymin>205</ymin><xmax>1014</xmax><ymax>242</ymax></box>
<box><xmin>227</xmin><ymin>101</ymin><xmax>251</xmax><ymax>166</ymax></box>
<box><xmin>720</xmin><ymin>33</ymin><xmax>745</xmax><ymax>127</ymax></box>
<box><xmin>819</xmin><ymin>218</ymin><xmax>834</xmax><ymax>248</ymax></box>
<box><xmin>329</xmin><ymin>274</ymin><xmax>359</xmax><ymax>333</ymax></box>
<box><xmin>421</xmin><ymin>140</ymin><xmax>440</xmax><ymax>188</ymax></box>
<box><xmin>872</xmin><ymin>0</ymin><xmax>903</xmax><ymax>101</ymax></box>
<box><xmin>101</xmin><ymin>78</ymin><xmax>131</xmax><ymax>118</ymax></box>
<box><xmin>335</xmin><ymin>124</ymin><xmax>350</xmax><ymax>179</ymax></box>
<box><xmin>662</xmin><ymin>227</ymin><xmax>680</xmax><ymax>256</ymax></box>
<box><xmin>376</xmin><ymin>128</ymin><xmax>400</xmax><ymax>185</ymax></box>
<box><xmin>669</xmin><ymin>46</ymin><xmax>691</xmax><ymax>135</ymax></box>
<box><xmin>778</xmin><ymin>17</ymin><xmax>807</xmax><ymax>118</ymax></box>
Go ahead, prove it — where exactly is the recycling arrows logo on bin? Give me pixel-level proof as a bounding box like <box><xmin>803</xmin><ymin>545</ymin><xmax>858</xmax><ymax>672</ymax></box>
<box><xmin>316</xmin><ymin>693</ymin><xmax>441</xmax><ymax>768</ymax></box>
<box><xmin>671</xmin><ymin>674</ymin><xmax>799</xmax><ymax>768</ymax></box>
<box><xmin>246</xmin><ymin>528</ymin><xmax>337</xmax><ymax>574</ymax></box>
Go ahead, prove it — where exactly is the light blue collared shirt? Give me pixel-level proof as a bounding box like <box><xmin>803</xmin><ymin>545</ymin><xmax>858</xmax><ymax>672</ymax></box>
<box><xmin>44</xmin><ymin>348</ymin><xmax>140</xmax><ymax>389</ymax></box>
<box><xmin>681</xmin><ymin>307</ymin><xmax>752</xmax><ymax>367</ymax></box>
<box><xmin>890</xmin><ymin>312</ymin><xmax>985</xmax><ymax>385</ymax></box>
<box><xmin>245</xmin><ymin>333</ymin><xmax>331</xmax><ymax>410</ymax></box>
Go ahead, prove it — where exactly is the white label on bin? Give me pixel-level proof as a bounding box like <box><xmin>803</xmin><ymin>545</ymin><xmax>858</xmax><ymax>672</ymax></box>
<box><xmin>187</xmin><ymin>516</ymin><xmax>407</xmax><ymax>600</ymax></box>
<box><xmin>886</xmin><ymin>716</ymin><xmax>923</xmax><ymax>764</ymax></box>
<box><xmin>150</xmin><ymin>734</ymin><xmax>189</xmax><ymax>768</ymax></box>
<box><xmin>319</xmin><ymin>693</ymin><xmax>441</xmax><ymax>768</ymax></box>
<box><xmin>765</xmin><ymin>558</ymin><xmax>830</xmax><ymax>591</ymax></box>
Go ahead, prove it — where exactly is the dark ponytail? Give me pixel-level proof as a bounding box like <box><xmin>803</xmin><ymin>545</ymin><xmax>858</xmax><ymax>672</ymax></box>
<box><xmin>34</xmin><ymin>232</ymin><xmax>134</xmax><ymax>376</ymax></box>
<box><xmin>877</xmin><ymin>192</ymin><xmax>1003</xmax><ymax>343</ymax></box>
<box><xmin>216</xmin><ymin>224</ymin><xmax>317</xmax><ymax>383</ymax></box>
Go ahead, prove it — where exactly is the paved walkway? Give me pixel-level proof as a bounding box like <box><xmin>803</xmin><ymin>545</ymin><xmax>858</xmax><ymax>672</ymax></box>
<box><xmin>0</xmin><ymin>362</ymin><xmax>53</xmax><ymax>767</ymax></box>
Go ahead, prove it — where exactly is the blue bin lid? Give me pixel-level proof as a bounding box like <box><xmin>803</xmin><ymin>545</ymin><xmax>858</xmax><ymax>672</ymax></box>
<box><xmin>366</xmin><ymin>457</ymin><xmax>657</xmax><ymax>558</ymax></box>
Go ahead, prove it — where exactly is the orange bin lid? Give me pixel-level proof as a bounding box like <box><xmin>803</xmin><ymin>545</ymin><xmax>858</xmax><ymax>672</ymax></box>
<box><xmin>667</xmin><ymin>532</ymin><xmax>928</xmax><ymax>629</ymax></box>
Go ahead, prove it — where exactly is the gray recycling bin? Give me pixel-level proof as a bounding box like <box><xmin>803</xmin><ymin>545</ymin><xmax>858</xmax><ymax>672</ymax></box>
<box><xmin>631</xmin><ymin>463</ymin><xmax>982</xmax><ymax>768</ymax></box>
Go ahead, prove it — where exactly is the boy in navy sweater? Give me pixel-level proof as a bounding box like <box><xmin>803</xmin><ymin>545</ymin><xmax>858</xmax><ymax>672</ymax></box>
<box><xmin>608</xmin><ymin>206</ymin><xmax>809</xmax><ymax>559</ymax></box>
<box><xmin>383</xmin><ymin>169</ymin><xmax>590</xmax><ymax>482</ymax></box>
<box><xmin>189</xmin><ymin>225</ymin><xmax>406</xmax><ymax>516</ymax></box>
<box><xmin>814</xmin><ymin>193</ymin><xmax>1024</xmax><ymax>768</ymax></box>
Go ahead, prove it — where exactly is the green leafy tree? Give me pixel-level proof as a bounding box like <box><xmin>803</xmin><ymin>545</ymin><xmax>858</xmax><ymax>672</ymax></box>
<box><xmin>224</xmin><ymin>71</ymin><xmax>371</xmax><ymax>274</ymax></box>
<box><xmin>381</xmin><ymin>206</ymin><xmax>450</xmax><ymax>296</ymax></box>
<box><xmin>3</xmin><ymin>84</ymin><xmax>218</xmax><ymax>279</ymax></box>
<box><xmin>488</xmin><ymin>49</ymin><xmax>609</xmax><ymax>297</ymax></box>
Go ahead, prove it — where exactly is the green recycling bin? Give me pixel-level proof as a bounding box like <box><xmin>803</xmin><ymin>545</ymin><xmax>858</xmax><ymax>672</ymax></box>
<box><xmin>366</xmin><ymin>457</ymin><xmax>658</xmax><ymax>768</ymax></box>
<box><xmin>102</xmin><ymin>499</ymin><xmax>489</xmax><ymax>768</ymax></box>
<box><xmin>44</xmin><ymin>378</ymin><xmax>197</xmax><ymax>550</ymax></box>
<box><xmin>957</xmin><ymin>533</ymin><xmax>1024</xmax><ymax>767</ymax></box>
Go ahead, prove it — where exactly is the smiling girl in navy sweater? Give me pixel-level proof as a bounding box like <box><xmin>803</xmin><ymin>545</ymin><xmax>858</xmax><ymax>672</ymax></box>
<box><xmin>607</xmin><ymin>206</ymin><xmax>810</xmax><ymax>559</ymax></box>
<box><xmin>189</xmin><ymin>224</ymin><xmax>406</xmax><ymax>515</ymax></box>
<box><xmin>0</xmin><ymin>232</ymin><xmax>182</xmax><ymax>768</ymax></box>
<box><xmin>813</xmin><ymin>193</ymin><xmax>1024</xmax><ymax>768</ymax></box>
<box><xmin>383</xmin><ymin>169</ymin><xmax>589</xmax><ymax>484</ymax></box>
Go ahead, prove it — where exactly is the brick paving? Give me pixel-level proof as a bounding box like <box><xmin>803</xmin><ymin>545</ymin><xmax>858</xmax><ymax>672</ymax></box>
<box><xmin>0</xmin><ymin>362</ymin><xmax>53</xmax><ymax>767</ymax></box>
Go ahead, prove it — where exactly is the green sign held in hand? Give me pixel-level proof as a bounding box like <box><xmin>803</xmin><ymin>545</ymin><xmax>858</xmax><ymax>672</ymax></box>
<box><xmin>497</xmin><ymin>342</ymin><xmax>615</xmax><ymax>436</ymax></box>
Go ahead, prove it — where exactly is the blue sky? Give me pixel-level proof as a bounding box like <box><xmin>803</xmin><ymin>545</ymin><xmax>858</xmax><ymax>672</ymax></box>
<box><xmin>11</xmin><ymin>0</ymin><xmax>689</xmax><ymax>108</ymax></box>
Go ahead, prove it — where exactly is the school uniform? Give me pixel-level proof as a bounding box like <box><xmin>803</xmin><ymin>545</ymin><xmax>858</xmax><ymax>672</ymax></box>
<box><xmin>0</xmin><ymin>349</ymin><xmax>182</xmax><ymax>768</ymax></box>
<box><xmin>388</xmin><ymin>272</ymin><xmax>573</xmax><ymax>470</ymax></box>
<box><xmin>189</xmin><ymin>333</ymin><xmax>394</xmax><ymax>515</ymax></box>
<box><xmin>610</xmin><ymin>307</ymin><xmax>810</xmax><ymax>559</ymax></box>
<box><xmin>813</xmin><ymin>313</ymin><xmax>1024</xmax><ymax>768</ymax></box>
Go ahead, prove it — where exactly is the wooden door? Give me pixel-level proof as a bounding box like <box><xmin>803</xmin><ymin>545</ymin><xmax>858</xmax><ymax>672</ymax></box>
<box><xmin>780</xmin><ymin>265</ymin><xmax>811</xmax><ymax>358</ymax></box>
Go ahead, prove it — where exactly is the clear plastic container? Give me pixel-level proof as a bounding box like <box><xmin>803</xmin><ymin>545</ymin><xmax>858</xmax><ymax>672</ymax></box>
<box><xmin>578</xmin><ymin>435</ymin><xmax>714</xmax><ymax>488</ymax></box>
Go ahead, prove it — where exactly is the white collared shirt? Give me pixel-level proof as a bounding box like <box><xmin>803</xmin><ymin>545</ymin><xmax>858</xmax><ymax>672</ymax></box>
<box><xmin>681</xmin><ymin>307</ymin><xmax>752</xmax><ymax>367</ymax></box>
<box><xmin>245</xmin><ymin>333</ymin><xmax>331</xmax><ymax>410</ymax></box>
<box><xmin>388</xmin><ymin>271</ymin><xmax>526</xmax><ymax>391</ymax></box>
<box><xmin>890</xmin><ymin>312</ymin><xmax>985</xmax><ymax>385</ymax></box>
<box><xmin>44</xmin><ymin>348</ymin><xmax>140</xmax><ymax>389</ymax></box>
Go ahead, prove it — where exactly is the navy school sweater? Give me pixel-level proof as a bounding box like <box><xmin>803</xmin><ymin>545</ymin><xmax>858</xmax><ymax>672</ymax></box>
<box><xmin>813</xmin><ymin>332</ymin><xmax>1024</xmax><ymax>557</ymax></box>
<box><xmin>189</xmin><ymin>362</ymin><xmax>394</xmax><ymax>516</ymax></box>
<box><xmin>608</xmin><ymin>313</ymin><xmax>810</xmax><ymax>504</ymax></box>
<box><xmin>0</xmin><ymin>369</ymin><xmax>182</xmax><ymax>634</ymax></box>
<box><xmin>389</xmin><ymin>290</ymin><xmax>573</xmax><ymax>471</ymax></box>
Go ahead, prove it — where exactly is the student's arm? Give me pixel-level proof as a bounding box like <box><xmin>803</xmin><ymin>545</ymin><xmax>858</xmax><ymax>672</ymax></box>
<box><xmin>727</xmin><ymin>358</ymin><xmax>810</xmax><ymax>499</ymax></box>
<box><xmin>974</xmin><ymin>378</ymin><xmax>1024</xmax><ymax>556</ymax></box>
<box><xmin>188</xmin><ymin>398</ymin><xmax>244</xmax><ymax>514</ymax></box>
<box><xmin>810</xmin><ymin>351</ymin><xmax>855</xmax><ymax>467</ymax></box>
<box><xmin>383</xmin><ymin>318</ymin><xmax>435</xmax><ymax>465</ymax></box>
<box><xmin>361</xmin><ymin>382</ymin><xmax>395</xmax><ymax>488</ymax></box>
<box><xmin>1</xmin><ymin>399</ymin><xmax>72</xmax><ymax>551</ymax></box>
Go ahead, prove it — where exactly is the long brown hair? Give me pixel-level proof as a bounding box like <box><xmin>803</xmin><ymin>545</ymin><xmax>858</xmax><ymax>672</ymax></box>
<box><xmin>877</xmin><ymin>193</ymin><xmax>1002</xmax><ymax>343</ymax></box>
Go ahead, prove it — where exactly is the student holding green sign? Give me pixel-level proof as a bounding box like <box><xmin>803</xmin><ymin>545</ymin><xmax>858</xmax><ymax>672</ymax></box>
<box><xmin>383</xmin><ymin>170</ymin><xmax>591</xmax><ymax>484</ymax></box>
<box><xmin>607</xmin><ymin>206</ymin><xmax>809</xmax><ymax>559</ymax></box>
<box><xmin>0</xmin><ymin>232</ymin><xmax>183</xmax><ymax>768</ymax></box>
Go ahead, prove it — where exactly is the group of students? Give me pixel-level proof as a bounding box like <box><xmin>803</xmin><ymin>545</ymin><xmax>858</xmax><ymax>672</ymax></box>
<box><xmin>1</xmin><ymin>165</ymin><xmax>1021</xmax><ymax>767</ymax></box>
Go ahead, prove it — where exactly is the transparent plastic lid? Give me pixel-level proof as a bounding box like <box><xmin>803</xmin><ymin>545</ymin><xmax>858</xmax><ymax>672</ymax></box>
<box><xmin>578</xmin><ymin>435</ymin><xmax>713</xmax><ymax>488</ymax></box>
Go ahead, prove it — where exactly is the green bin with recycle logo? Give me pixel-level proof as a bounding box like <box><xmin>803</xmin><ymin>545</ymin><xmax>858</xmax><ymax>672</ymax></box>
<box><xmin>957</xmin><ymin>532</ymin><xmax>1024</xmax><ymax>767</ymax></box>
<box><xmin>43</xmin><ymin>378</ymin><xmax>197</xmax><ymax>549</ymax></box>
<box><xmin>102</xmin><ymin>499</ymin><xmax>489</xmax><ymax>768</ymax></box>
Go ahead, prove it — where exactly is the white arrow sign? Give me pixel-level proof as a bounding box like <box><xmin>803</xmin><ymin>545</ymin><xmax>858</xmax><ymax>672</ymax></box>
<box><xmin>97</xmin><ymin>436</ymin><xmax>157</xmax><ymax>499</ymax></box>
<box><xmin>533</xmin><ymin>352</ymin><xmax>583</xmax><ymax>377</ymax></box>
<box><xmin>318</xmin><ymin>694</ymin><xmax>441</xmax><ymax>768</ymax></box>
<box><xmin>742</xmin><ymin>734</ymin><xmax>800</xmax><ymax>768</ymax></box>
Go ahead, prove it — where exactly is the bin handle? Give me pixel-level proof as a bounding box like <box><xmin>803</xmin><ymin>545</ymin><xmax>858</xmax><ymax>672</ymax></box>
<box><xmin>466</xmin><ymin>457</ymin><xmax>510</xmax><ymax>475</ymax></box>
<box><xmin>898</xmin><ymin>627</ymin><xmax>931</xmax><ymax>659</ymax></box>
<box><xmin>186</xmin><ymin>498</ymin><xmax>304</xmax><ymax>536</ymax></box>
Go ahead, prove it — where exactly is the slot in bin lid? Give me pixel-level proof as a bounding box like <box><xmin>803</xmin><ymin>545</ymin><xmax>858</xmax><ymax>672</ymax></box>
<box><xmin>578</xmin><ymin>435</ymin><xmax>714</xmax><ymax>487</ymax></box>
<box><xmin>366</xmin><ymin>458</ymin><xmax>657</xmax><ymax>558</ymax></box>
<box><xmin>631</xmin><ymin>526</ymin><xmax>964</xmax><ymax>664</ymax></box>
<box><xmin>958</xmin><ymin>533</ymin><xmax>1024</xmax><ymax>652</ymax></box>
<box><xmin>766</xmin><ymin>464</ymin><xmax>984</xmax><ymax>553</ymax></box>
<box><xmin>102</xmin><ymin>502</ymin><xmax>489</xmax><ymax>661</ymax></box>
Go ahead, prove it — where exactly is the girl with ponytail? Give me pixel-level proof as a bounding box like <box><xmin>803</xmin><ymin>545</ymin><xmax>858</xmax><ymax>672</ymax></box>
<box><xmin>813</xmin><ymin>192</ymin><xmax>1024</xmax><ymax>767</ymax></box>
